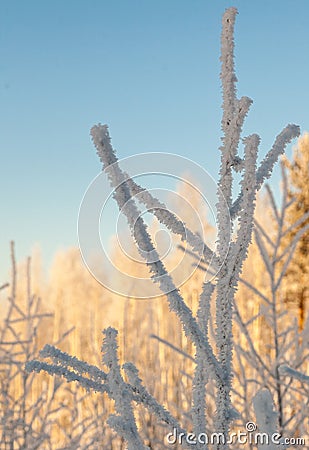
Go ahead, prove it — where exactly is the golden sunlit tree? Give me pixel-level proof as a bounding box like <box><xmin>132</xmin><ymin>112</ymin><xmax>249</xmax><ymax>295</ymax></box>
<box><xmin>282</xmin><ymin>132</ymin><xmax>309</xmax><ymax>330</ymax></box>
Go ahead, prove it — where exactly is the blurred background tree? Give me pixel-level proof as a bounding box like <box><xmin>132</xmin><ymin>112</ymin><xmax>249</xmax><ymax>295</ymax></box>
<box><xmin>282</xmin><ymin>133</ymin><xmax>309</xmax><ymax>330</ymax></box>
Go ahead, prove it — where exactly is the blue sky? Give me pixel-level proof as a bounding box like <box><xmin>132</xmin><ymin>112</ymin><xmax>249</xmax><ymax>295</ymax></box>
<box><xmin>1</xmin><ymin>0</ymin><xmax>308</xmax><ymax>280</ymax></box>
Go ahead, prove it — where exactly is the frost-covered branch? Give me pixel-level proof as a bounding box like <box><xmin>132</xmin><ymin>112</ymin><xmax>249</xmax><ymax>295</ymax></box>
<box><xmin>102</xmin><ymin>327</ymin><xmax>146</xmax><ymax>450</ymax></box>
<box><xmin>253</xmin><ymin>389</ymin><xmax>283</xmax><ymax>450</ymax></box>
<box><xmin>39</xmin><ymin>344</ymin><xmax>107</xmax><ymax>382</ymax></box>
<box><xmin>25</xmin><ymin>359</ymin><xmax>109</xmax><ymax>394</ymax></box>
<box><xmin>91</xmin><ymin>124</ymin><xmax>221</xmax><ymax>383</ymax></box>
<box><xmin>150</xmin><ymin>334</ymin><xmax>195</xmax><ymax>362</ymax></box>
<box><xmin>125</xmin><ymin>177</ymin><xmax>219</xmax><ymax>268</ymax></box>
<box><xmin>256</xmin><ymin>125</ymin><xmax>300</xmax><ymax>190</ymax></box>
<box><xmin>123</xmin><ymin>362</ymin><xmax>185</xmax><ymax>433</ymax></box>
<box><xmin>213</xmin><ymin>32</ymin><xmax>261</xmax><ymax>444</ymax></box>
<box><xmin>279</xmin><ymin>365</ymin><xmax>309</xmax><ymax>385</ymax></box>
<box><xmin>192</xmin><ymin>283</ymin><xmax>215</xmax><ymax>450</ymax></box>
<box><xmin>230</xmin><ymin>125</ymin><xmax>300</xmax><ymax>219</ymax></box>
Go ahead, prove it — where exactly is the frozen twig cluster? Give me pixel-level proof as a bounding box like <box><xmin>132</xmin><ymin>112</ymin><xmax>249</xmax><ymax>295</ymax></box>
<box><xmin>1</xmin><ymin>242</ymin><xmax>109</xmax><ymax>449</ymax></box>
<box><xmin>0</xmin><ymin>242</ymin><xmax>54</xmax><ymax>448</ymax></box>
<box><xmin>26</xmin><ymin>7</ymin><xmax>301</xmax><ymax>449</ymax></box>
<box><xmin>27</xmin><ymin>328</ymin><xmax>186</xmax><ymax>449</ymax></box>
<box><xmin>230</xmin><ymin>164</ymin><xmax>309</xmax><ymax>444</ymax></box>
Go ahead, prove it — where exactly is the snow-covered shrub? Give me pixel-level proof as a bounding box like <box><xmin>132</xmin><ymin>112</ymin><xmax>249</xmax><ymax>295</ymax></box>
<box><xmin>26</xmin><ymin>8</ymin><xmax>303</xmax><ymax>449</ymax></box>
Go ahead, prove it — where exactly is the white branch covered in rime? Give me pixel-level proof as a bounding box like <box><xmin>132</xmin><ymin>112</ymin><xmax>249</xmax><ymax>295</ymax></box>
<box><xmin>91</xmin><ymin>124</ymin><xmax>218</xmax><ymax>269</ymax></box>
<box><xmin>102</xmin><ymin>328</ymin><xmax>146</xmax><ymax>450</ymax></box>
<box><xmin>279</xmin><ymin>365</ymin><xmax>309</xmax><ymax>385</ymax></box>
<box><xmin>25</xmin><ymin>344</ymin><xmax>109</xmax><ymax>392</ymax></box>
<box><xmin>232</xmin><ymin>134</ymin><xmax>259</xmax><ymax>273</ymax></box>
<box><xmin>230</xmin><ymin>125</ymin><xmax>300</xmax><ymax>219</ymax></box>
<box><xmin>214</xmin><ymin>136</ymin><xmax>259</xmax><ymax>421</ymax></box>
<box><xmin>214</xmin><ymin>16</ymin><xmax>261</xmax><ymax>439</ymax></box>
<box><xmin>123</xmin><ymin>362</ymin><xmax>185</xmax><ymax>433</ymax></box>
<box><xmin>253</xmin><ymin>389</ymin><xmax>283</xmax><ymax>450</ymax></box>
<box><xmin>40</xmin><ymin>344</ymin><xmax>107</xmax><ymax>382</ymax></box>
<box><xmin>125</xmin><ymin>177</ymin><xmax>220</xmax><ymax>268</ymax></box>
<box><xmin>216</xmin><ymin>8</ymin><xmax>239</xmax><ymax>264</ymax></box>
<box><xmin>192</xmin><ymin>283</ymin><xmax>215</xmax><ymax>449</ymax></box>
<box><xmin>25</xmin><ymin>359</ymin><xmax>109</xmax><ymax>394</ymax></box>
<box><xmin>256</xmin><ymin>125</ymin><xmax>300</xmax><ymax>189</ymax></box>
<box><xmin>91</xmin><ymin>124</ymin><xmax>222</xmax><ymax>383</ymax></box>
<box><xmin>220</xmin><ymin>7</ymin><xmax>238</xmax><ymax>146</ymax></box>
<box><xmin>197</xmin><ymin>283</ymin><xmax>214</xmax><ymax>337</ymax></box>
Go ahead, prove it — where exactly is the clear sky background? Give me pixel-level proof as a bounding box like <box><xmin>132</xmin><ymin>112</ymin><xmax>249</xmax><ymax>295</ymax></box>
<box><xmin>1</xmin><ymin>0</ymin><xmax>308</xmax><ymax>280</ymax></box>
